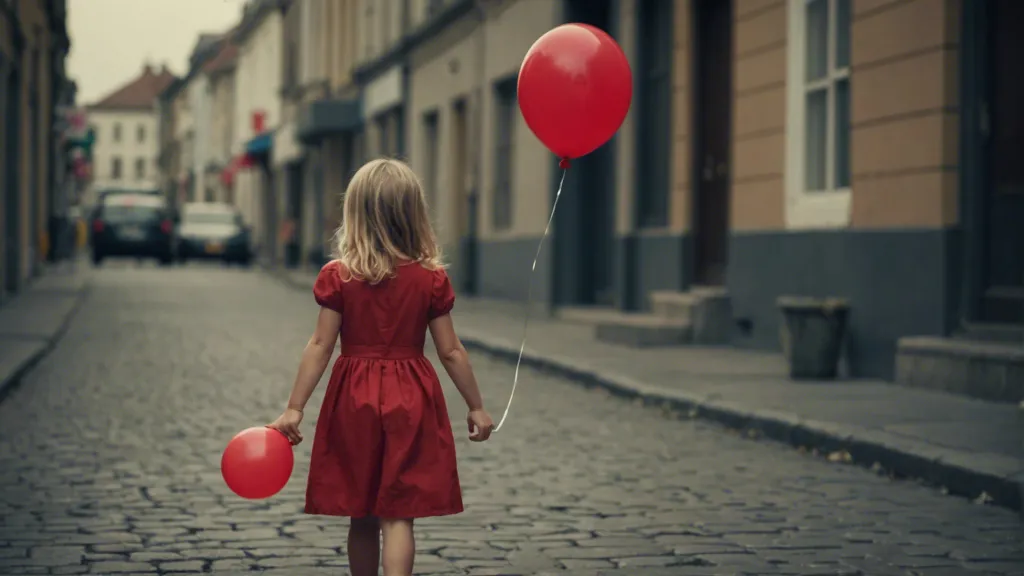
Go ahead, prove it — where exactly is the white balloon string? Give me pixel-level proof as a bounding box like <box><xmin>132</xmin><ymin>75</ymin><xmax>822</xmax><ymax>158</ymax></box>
<box><xmin>494</xmin><ymin>166</ymin><xmax>568</xmax><ymax>433</ymax></box>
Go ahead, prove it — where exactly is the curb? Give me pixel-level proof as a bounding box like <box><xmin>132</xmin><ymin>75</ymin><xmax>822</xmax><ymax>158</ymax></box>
<box><xmin>265</xmin><ymin>268</ymin><xmax>1024</xmax><ymax>515</ymax></box>
<box><xmin>0</xmin><ymin>279</ymin><xmax>92</xmax><ymax>405</ymax></box>
<box><xmin>457</xmin><ymin>334</ymin><xmax>1024</xmax><ymax>516</ymax></box>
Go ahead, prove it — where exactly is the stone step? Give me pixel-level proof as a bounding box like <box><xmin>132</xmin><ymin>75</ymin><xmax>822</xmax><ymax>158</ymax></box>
<box><xmin>594</xmin><ymin>312</ymin><xmax>692</xmax><ymax>347</ymax></box>
<box><xmin>895</xmin><ymin>336</ymin><xmax>1024</xmax><ymax>404</ymax></box>
<box><xmin>555</xmin><ymin>306</ymin><xmax>627</xmax><ymax>325</ymax></box>
<box><xmin>650</xmin><ymin>286</ymin><xmax>732</xmax><ymax>345</ymax></box>
<box><xmin>649</xmin><ymin>290</ymin><xmax>700</xmax><ymax>321</ymax></box>
<box><xmin>955</xmin><ymin>323</ymin><xmax>1024</xmax><ymax>345</ymax></box>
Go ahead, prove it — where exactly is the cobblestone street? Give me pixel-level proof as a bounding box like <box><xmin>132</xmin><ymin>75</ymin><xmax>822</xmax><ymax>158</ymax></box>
<box><xmin>0</xmin><ymin>265</ymin><xmax>1022</xmax><ymax>576</ymax></box>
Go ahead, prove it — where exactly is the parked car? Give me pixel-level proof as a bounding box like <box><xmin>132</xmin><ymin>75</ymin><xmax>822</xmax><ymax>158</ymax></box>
<box><xmin>176</xmin><ymin>203</ymin><xmax>252</xmax><ymax>266</ymax></box>
<box><xmin>89</xmin><ymin>194</ymin><xmax>176</xmax><ymax>266</ymax></box>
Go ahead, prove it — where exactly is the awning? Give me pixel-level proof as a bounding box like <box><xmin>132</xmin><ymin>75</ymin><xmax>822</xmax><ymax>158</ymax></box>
<box><xmin>245</xmin><ymin>131</ymin><xmax>274</xmax><ymax>157</ymax></box>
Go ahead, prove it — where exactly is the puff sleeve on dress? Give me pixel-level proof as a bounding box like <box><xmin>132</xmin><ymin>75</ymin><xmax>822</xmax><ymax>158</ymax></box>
<box><xmin>428</xmin><ymin>269</ymin><xmax>456</xmax><ymax>320</ymax></box>
<box><xmin>313</xmin><ymin>261</ymin><xmax>344</xmax><ymax>313</ymax></box>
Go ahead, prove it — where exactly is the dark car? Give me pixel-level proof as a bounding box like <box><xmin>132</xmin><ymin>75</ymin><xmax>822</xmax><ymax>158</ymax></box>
<box><xmin>90</xmin><ymin>194</ymin><xmax>176</xmax><ymax>266</ymax></box>
<box><xmin>176</xmin><ymin>203</ymin><xmax>252</xmax><ymax>266</ymax></box>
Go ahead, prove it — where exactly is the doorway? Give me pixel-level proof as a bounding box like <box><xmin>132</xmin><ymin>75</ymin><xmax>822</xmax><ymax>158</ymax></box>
<box><xmin>3</xmin><ymin>63</ymin><xmax>20</xmax><ymax>293</ymax></box>
<box><xmin>980</xmin><ymin>0</ymin><xmax>1024</xmax><ymax>324</ymax></box>
<box><xmin>691</xmin><ymin>0</ymin><xmax>733</xmax><ymax>286</ymax></box>
<box><xmin>452</xmin><ymin>99</ymin><xmax>477</xmax><ymax>295</ymax></box>
<box><xmin>285</xmin><ymin>161</ymin><xmax>303</xmax><ymax>268</ymax></box>
<box><xmin>558</xmin><ymin>0</ymin><xmax>616</xmax><ymax>306</ymax></box>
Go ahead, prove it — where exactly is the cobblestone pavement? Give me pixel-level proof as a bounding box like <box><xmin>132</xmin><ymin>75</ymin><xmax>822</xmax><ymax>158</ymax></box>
<box><xmin>0</xmin><ymin>264</ymin><xmax>1022</xmax><ymax>576</ymax></box>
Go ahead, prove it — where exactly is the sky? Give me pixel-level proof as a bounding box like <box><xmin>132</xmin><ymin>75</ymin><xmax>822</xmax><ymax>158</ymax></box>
<box><xmin>67</xmin><ymin>0</ymin><xmax>248</xmax><ymax>105</ymax></box>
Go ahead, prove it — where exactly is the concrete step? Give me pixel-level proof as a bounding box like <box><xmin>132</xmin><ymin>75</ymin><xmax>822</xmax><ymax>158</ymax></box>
<box><xmin>955</xmin><ymin>323</ymin><xmax>1024</xmax><ymax>345</ymax></box>
<box><xmin>594</xmin><ymin>312</ymin><xmax>692</xmax><ymax>347</ymax></box>
<box><xmin>895</xmin><ymin>336</ymin><xmax>1024</xmax><ymax>404</ymax></box>
<box><xmin>555</xmin><ymin>306</ymin><xmax>626</xmax><ymax>325</ymax></box>
<box><xmin>650</xmin><ymin>286</ymin><xmax>732</xmax><ymax>345</ymax></box>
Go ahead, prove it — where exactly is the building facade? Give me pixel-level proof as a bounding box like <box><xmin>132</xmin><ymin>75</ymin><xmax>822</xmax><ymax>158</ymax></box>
<box><xmin>272</xmin><ymin>0</ymin><xmax>312</xmax><ymax>268</ymax></box>
<box><xmin>401</xmin><ymin>0</ymin><xmax>1023</xmax><ymax>384</ymax></box>
<box><xmin>231</xmin><ymin>0</ymin><xmax>285</xmax><ymax>262</ymax></box>
<box><xmin>0</xmin><ymin>0</ymin><xmax>72</xmax><ymax>301</ymax></box>
<box><xmin>155</xmin><ymin>77</ymin><xmax>184</xmax><ymax>211</ymax></box>
<box><xmin>204</xmin><ymin>39</ymin><xmax>239</xmax><ymax>205</ymax></box>
<box><xmin>289</xmin><ymin>0</ymin><xmax>363</xmax><ymax>268</ymax></box>
<box><xmin>85</xmin><ymin>64</ymin><xmax>175</xmax><ymax>206</ymax></box>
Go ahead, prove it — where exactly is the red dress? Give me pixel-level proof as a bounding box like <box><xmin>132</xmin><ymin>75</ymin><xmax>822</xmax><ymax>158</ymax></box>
<box><xmin>304</xmin><ymin>260</ymin><xmax>463</xmax><ymax>519</ymax></box>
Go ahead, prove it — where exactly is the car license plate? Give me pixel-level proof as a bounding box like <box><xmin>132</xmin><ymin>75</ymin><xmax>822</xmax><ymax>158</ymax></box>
<box><xmin>205</xmin><ymin>241</ymin><xmax>224</xmax><ymax>254</ymax></box>
<box><xmin>120</xmin><ymin>226</ymin><xmax>144</xmax><ymax>240</ymax></box>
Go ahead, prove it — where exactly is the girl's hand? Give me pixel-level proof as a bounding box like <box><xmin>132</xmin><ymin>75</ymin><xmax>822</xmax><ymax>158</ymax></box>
<box><xmin>267</xmin><ymin>408</ymin><xmax>304</xmax><ymax>445</ymax></box>
<box><xmin>467</xmin><ymin>409</ymin><xmax>494</xmax><ymax>442</ymax></box>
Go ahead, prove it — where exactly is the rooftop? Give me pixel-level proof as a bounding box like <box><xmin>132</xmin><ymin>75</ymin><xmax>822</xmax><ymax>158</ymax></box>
<box><xmin>89</xmin><ymin>63</ymin><xmax>177</xmax><ymax>111</ymax></box>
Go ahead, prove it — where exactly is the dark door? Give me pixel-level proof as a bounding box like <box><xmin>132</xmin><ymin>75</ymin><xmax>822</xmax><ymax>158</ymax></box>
<box><xmin>692</xmin><ymin>0</ymin><xmax>733</xmax><ymax>286</ymax></box>
<box><xmin>981</xmin><ymin>0</ymin><xmax>1024</xmax><ymax>324</ymax></box>
<box><xmin>564</xmin><ymin>0</ymin><xmax>615</xmax><ymax>306</ymax></box>
<box><xmin>285</xmin><ymin>162</ymin><xmax>303</xmax><ymax>267</ymax></box>
<box><xmin>452</xmin><ymin>100</ymin><xmax>477</xmax><ymax>295</ymax></box>
<box><xmin>3</xmin><ymin>65</ymin><xmax>20</xmax><ymax>293</ymax></box>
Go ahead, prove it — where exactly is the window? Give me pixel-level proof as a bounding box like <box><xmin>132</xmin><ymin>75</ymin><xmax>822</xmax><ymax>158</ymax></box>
<box><xmin>137</xmin><ymin>124</ymin><xmax>145</xmax><ymax>143</ymax></box>
<box><xmin>635</xmin><ymin>0</ymin><xmax>672</xmax><ymax>228</ymax></box>
<box><xmin>492</xmin><ymin>80</ymin><xmax>516</xmax><ymax>231</ymax></box>
<box><xmin>422</xmin><ymin>110</ymin><xmax>440</xmax><ymax>213</ymax></box>
<box><xmin>113</xmin><ymin>123</ymin><xmax>122</xmax><ymax>142</ymax></box>
<box><xmin>784</xmin><ymin>0</ymin><xmax>852</xmax><ymax>229</ymax></box>
<box><xmin>111</xmin><ymin>157</ymin><xmax>122</xmax><ymax>179</ymax></box>
<box><xmin>89</xmin><ymin>124</ymin><xmax>98</xmax><ymax>143</ymax></box>
<box><xmin>135</xmin><ymin>158</ymin><xmax>146</xmax><ymax>180</ymax></box>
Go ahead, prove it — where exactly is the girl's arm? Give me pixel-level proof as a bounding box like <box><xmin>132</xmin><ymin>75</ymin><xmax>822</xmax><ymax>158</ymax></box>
<box><xmin>286</xmin><ymin>307</ymin><xmax>342</xmax><ymax>411</ymax></box>
<box><xmin>428</xmin><ymin>314</ymin><xmax>483</xmax><ymax>410</ymax></box>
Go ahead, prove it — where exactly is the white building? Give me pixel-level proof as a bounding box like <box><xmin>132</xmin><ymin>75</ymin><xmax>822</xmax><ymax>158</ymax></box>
<box><xmin>85</xmin><ymin>63</ymin><xmax>176</xmax><ymax>207</ymax></box>
<box><xmin>231</xmin><ymin>0</ymin><xmax>283</xmax><ymax>259</ymax></box>
<box><xmin>203</xmin><ymin>40</ymin><xmax>240</xmax><ymax>204</ymax></box>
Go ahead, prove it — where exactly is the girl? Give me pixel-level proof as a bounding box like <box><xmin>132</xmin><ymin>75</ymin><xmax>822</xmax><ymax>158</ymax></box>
<box><xmin>268</xmin><ymin>158</ymin><xmax>495</xmax><ymax>576</ymax></box>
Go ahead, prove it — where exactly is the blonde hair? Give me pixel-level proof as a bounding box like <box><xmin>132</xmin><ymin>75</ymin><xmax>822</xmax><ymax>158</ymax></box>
<box><xmin>332</xmin><ymin>158</ymin><xmax>445</xmax><ymax>284</ymax></box>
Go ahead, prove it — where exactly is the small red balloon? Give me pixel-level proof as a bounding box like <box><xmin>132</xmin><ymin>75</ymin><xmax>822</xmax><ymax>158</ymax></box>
<box><xmin>221</xmin><ymin>427</ymin><xmax>294</xmax><ymax>499</ymax></box>
<box><xmin>518</xmin><ymin>23</ymin><xmax>632</xmax><ymax>161</ymax></box>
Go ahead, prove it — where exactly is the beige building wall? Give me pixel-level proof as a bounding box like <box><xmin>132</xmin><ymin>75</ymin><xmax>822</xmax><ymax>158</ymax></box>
<box><xmin>736</xmin><ymin>0</ymin><xmax>959</xmax><ymax>233</ymax></box>
<box><xmin>848</xmin><ymin>0</ymin><xmax>959</xmax><ymax>229</ymax></box>
<box><xmin>668</xmin><ymin>0</ymin><xmax>692</xmax><ymax>233</ymax></box>
<box><xmin>408</xmin><ymin>13</ymin><xmax>481</xmax><ymax>248</ymax></box>
<box><xmin>731</xmin><ymin>0</ymin><xmax>786</xmax><ymax>232</ymax></box>
<box><xmin>478</xmin><ymin>0</ymin><xmax>560</xmax><ymax>241</ymax></box>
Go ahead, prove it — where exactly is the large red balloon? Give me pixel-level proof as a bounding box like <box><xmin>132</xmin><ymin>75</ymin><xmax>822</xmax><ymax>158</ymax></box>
<box><xmin>518</xmin><ymin>23</ymin><xmax>632</xmax><ymax>161</ymax></box>
<box><xmin>221</xmin><ymin>427</ymin><xmax>294</xmax><ymax>499</ymax></box>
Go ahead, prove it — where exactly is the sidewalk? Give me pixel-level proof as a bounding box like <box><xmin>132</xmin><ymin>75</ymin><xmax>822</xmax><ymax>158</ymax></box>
<box><xmin>270</xmin><ymin>267</ymin><xmax>1024</xmax><ymax>514</ymax></box>
<box><xmin>0</xmin><ymin>259</ymin><xmax>93</xmax><ymax>403</ymax></box>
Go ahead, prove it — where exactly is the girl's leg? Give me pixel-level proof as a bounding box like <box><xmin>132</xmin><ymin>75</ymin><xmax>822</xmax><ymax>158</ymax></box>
<box><xmin>348</xmin><ymin>516</ymin><xmax>380</xmax><ymax>576</ymax></box>
<box><xmin>380</xmin><ymin>517</ymin><xmax>415</xmax><ymax>576</ymax></box>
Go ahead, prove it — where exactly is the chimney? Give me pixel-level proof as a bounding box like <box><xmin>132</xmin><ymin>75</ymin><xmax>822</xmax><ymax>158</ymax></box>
<box><xmin>143</xmin><ymin>62</ymin><xmax>154</xmax><ymax>75</ymax></box>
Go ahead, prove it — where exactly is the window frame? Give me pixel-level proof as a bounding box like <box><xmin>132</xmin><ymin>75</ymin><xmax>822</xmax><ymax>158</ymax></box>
<box><xmin>492</xmin><ymin>78</ymin><xmax>517</xmax><ymax>232</ymax></box>
<box><xmin>134</xmin><ymin>157</ymin><xmax>146</xmax><ymax>180</ymax></box>
<box><xmin>783</xmin><ymin>0</ymin><xmax>852</xmax><ymax>230</ymax></box>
